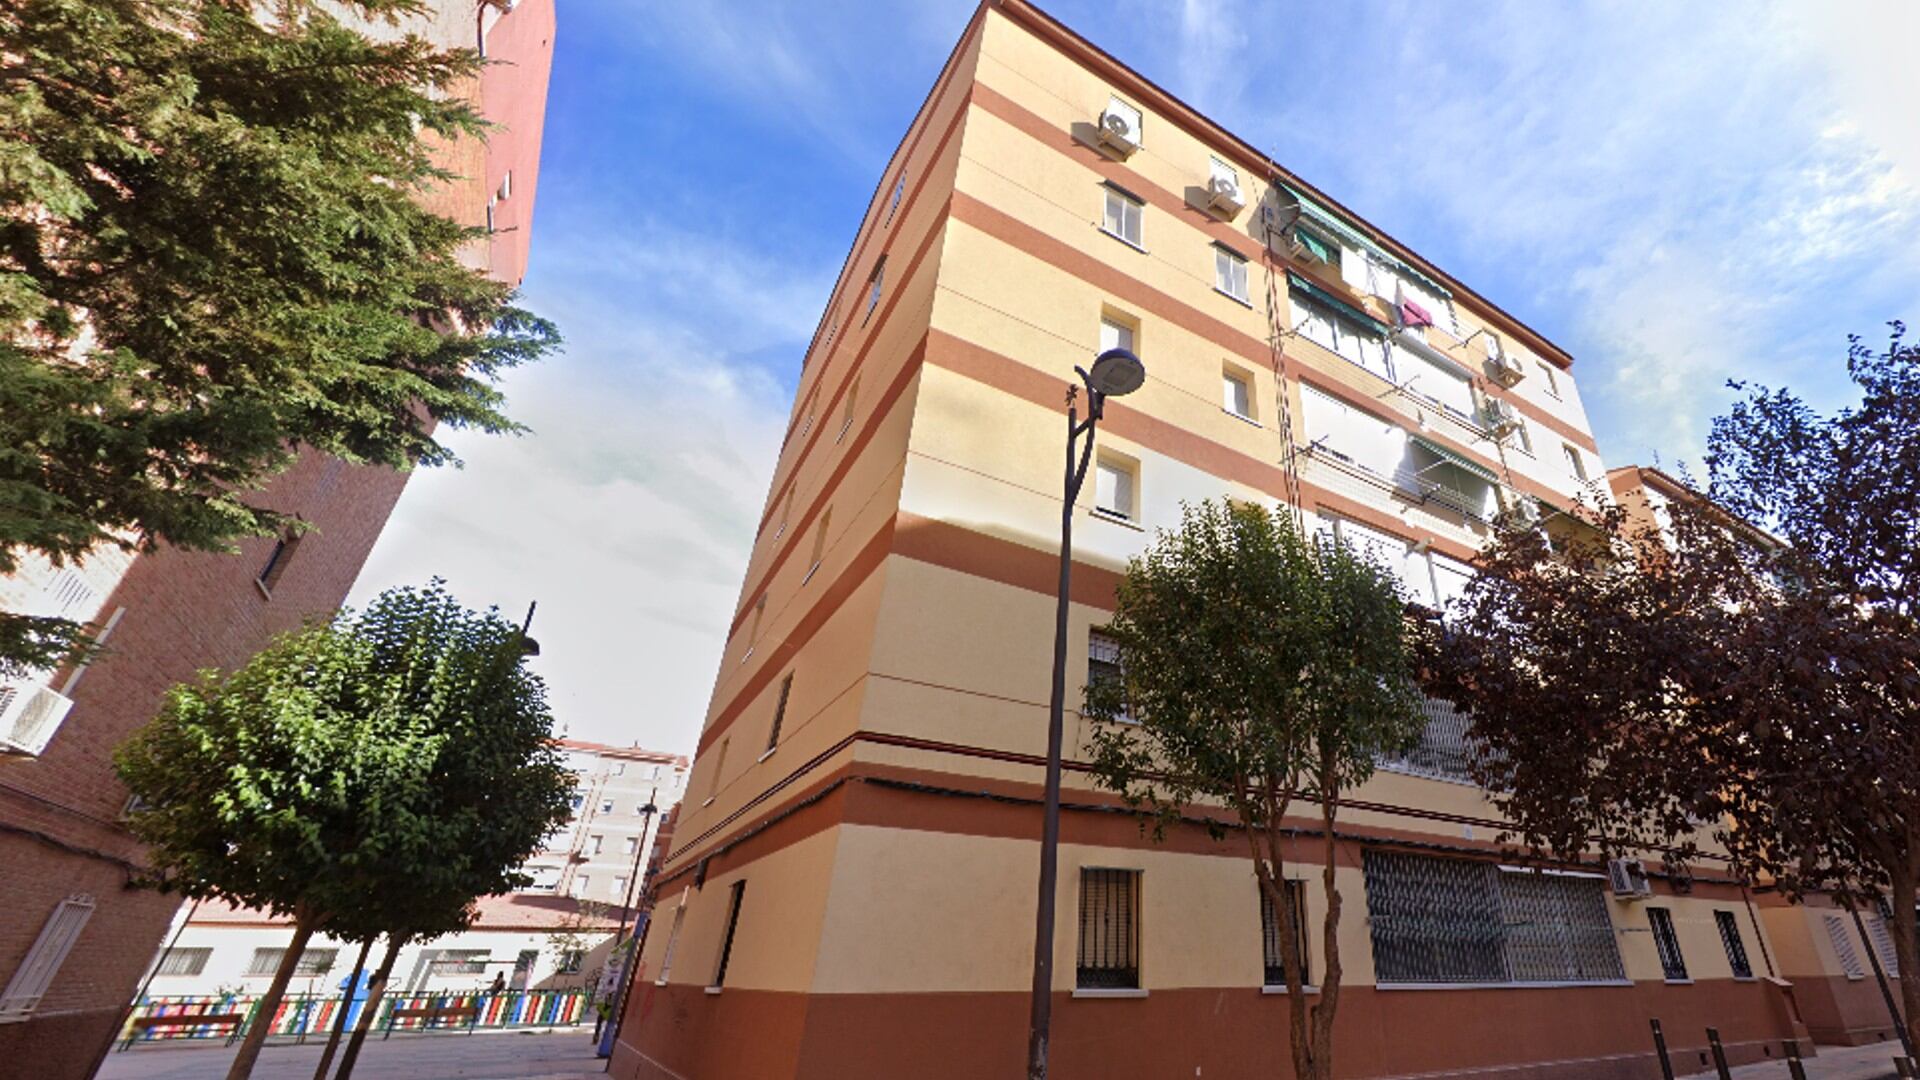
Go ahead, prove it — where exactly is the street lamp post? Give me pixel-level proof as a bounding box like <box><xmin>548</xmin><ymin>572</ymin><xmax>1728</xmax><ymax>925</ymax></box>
<box><xmin>597</xmin><ymin>794</ymin><xmax>660</xmax><ymax>1059</ymax></box>
<box><xmin>1026</xmin><ymin>348</ymin><xmax>1145</xmax><ymax>1080</ymax></box>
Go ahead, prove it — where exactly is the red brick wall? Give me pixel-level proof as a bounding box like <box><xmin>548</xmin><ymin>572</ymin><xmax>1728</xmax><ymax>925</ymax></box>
<box><xmin>0</xmin><ymin>452</ymin><xmax>412</xmax><ymax>1077</ymax></box>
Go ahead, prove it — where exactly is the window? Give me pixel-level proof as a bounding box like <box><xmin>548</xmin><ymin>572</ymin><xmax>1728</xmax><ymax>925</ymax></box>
<box><xmin>0</xmin><ymin>896</ymin><xmax>93</xmax><ymax>1021</ymax></box>
<box><xmin>1223</xmin><ymin>369</ymin><xmax>1253</xmax><ymax>421</ymax></box>
<box><xmin>1715</xmin><ymin>910</ymin><xmax>1753</xmax><ymax>979</ymax></box>
<box><xmin>712</xmin><ymin>880</ymin><xmax>747</xmax><ymax>988</ymax></box>
<box><xmin>800</xmin><ymin>391</ymin><xmax>818</xmax><ymax>439</ymax></box>
<box><xmin>1101</xmin><ymin>185</ymin><xmax>1144</xmax><ymax>248</ymax></box>
<box><xmin>838</xmin><ymin>378</ymin><xmax>859</xmax><ymax>442</ymax></box>
<box><xmin>1362</xmin><ymin>851</ymin><xmax>1624</xmax><ymax>985</ymax></box>
<box><xmin>1538</xmin><ymin>362</ymin><xmax>1561</xmax><ymax>398</ymax></box>
<box><xmin>1300</xmin><ymin>386</ymin><xmax>1406</xmax><ymax>480</ymax></box>
<box><xmin>247</xmin><ymin>946</ymin><xmax>337</xmax><ymax>977</ymax></box>
<box><xmin>864</xmin><ymin>258</ymin><xmax>886</xmax><ymax>323</ymax></box>
<box><xmin>1077</xmin><ymin>868</ymin><xmax>1140</xmax><ymax>989</ymax></box>
<box><xmin>1214</xmin><ymin>245</ymin><xmax>1249</xmax><ymax>303</ymax></box>
<box><xmin>432</xmin><ymin>949</ymin><xmax>489</xmax><ymax>976</ymax></box>
<box><xmin>1562</xmin><ymin>444</ymin><xmax>1589</xmax><ymax>483</ymax></box>
<box><xmin>559</xmin><ymin>949</ymin><xmax>585</xmax><ymax>975</ymax></box>
<box><xmin>1087</xmin><ymin>631</ymin><xmax>1128</xmax><ymax>721</ymax></box>
<box><xmin>568</xmin><ymin>794</ymin><xmax>584</xmax><ymax>811</ymax></box>
<box><xmin>1289</xmin><ymin>295</ymin><xmax>1392</xmax><ymax>382</ymax></box>
<box><xmin>657</xmin><ymin>894</ymin><xmax>689</xmax><ymax>985</ymax></box>
<box><xmin>590</xmin><ymin>835</ymin><xmax>604</xmax><ymax>855</ymax></box>
<box><xmin>1261</xmin><ymin>880</ymin><xmax>1309</xmax><ymax>987</ymax></box>
<box><xmin>1376</xmin><ymin>694</ymin><xmax>1479</xmax><ymax>782</ymax></box>
<box><xmin>886</xmin><ymin>172</ymin><xmax>906</xmax><ymax>225</ymax></box>
<box><xmin>573</xmin><ymin>875</ymin><xmax>592</xmax><ymax>898</ymax></box>
<box><xmin>1867</xmin><ymin>913</ymin><xmax>1900</xmax><ymax>975</ymax></box>
<box><xmin>600</xmin><ymin>800</ymin><xmax>614</xmax><ymax>814</ymax></box>
<box><xmin>156</xmin><ymin>947</ymin><xmax>212</xmax><ymax>977</ymax></box>
<box><xmin>704</xmin><ymin>737</ymin><xmax>729</xmax><ymax>805</ymax></box>
<box><xmin>1093</xmin><ymin>455</ymin><xmax>1136</xmax><ymax>521</ymax></box>
<box><xmin>1512</xmin><ymin>418</ymin><xmax>1534</xmax><ymax>455</ymax></box>
<box><xmin>807</xmin><ymin>512</ymin><xmax>830</xmax><ymax>581</ymax></box>
<box><xmin>745</xmin><ymin>595</ymin><xmax>766</xmax><ymax>661</ymax></box>
<box><xmin>1825</xmin><ymin>913</ymin><xmax>1866</xmax><ymax>979</ymax></box>
<box><xmin>767</xmin><ymin>673</ymin><xmax>793</xmax><ymax>751</ymax></box>
<box><xmin>256</xmin><ymin>528</ymin><xmax>303</xmax><ymax>594</ymax></box>
<box><xmin>1648</xmin><ymin>907</ymin><xmax>1688</xmax><ymax>981</ymax></box>
<box><xmin>614</xmin><ymin>876</ymin><xmax>629</xmax><ymax>899</ymax></box>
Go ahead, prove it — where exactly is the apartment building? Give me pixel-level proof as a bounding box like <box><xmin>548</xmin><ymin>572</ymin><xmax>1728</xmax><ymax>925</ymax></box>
<box><xmin>0</xmin><ymin>4</ymin><xmax>555</xmax><ymax>1076</ymax></box>
<box><xmin>525</xmin><ymin>741</ymin><xmax>691</xmax><ymax>910</ymax></box>
<box><xmin>1608</xmin><ymin>464</ymin><xmax>1909</xmax><ymax>1048</ymax></box>
<box><xmin>609</xmin><ymin>4</ymin><xmax>1827</xmax><ymax>1079</ymax></box>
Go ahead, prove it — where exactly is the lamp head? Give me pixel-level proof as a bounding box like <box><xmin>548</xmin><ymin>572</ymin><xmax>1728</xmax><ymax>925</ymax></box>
<box><xmin>1087</xmin><ymin>348</ymin><xmax>1146</xmax><ymax>397</ymax></box>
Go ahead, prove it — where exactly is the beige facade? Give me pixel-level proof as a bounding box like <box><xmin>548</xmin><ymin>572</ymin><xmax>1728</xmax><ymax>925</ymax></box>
<box><xmin>612</xmin><ymin>5</ymin><xmax>1868</xmax><ymax>1078</ymax></box>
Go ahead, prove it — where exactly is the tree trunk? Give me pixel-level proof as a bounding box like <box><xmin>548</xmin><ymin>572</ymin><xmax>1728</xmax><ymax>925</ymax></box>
<box><xmin>1307</xmin><ymin>766</ymin><xmax>1344</xmax><ymax>1080</ymax></box>
<box><xmin>311</xmin><ymin>938</ymin><xmax>371</xmax><ymax>1080</ymax></box>
<box><xmin>1894</xmin><ymin>866</ymin><xmax>1920</xmax><ymax>1054</ymax></box>
<box><xmin>225</xmin><ymin>915</ymin><xmax>317</xmax><ymax>1080</ymax></box>
<box><xmin>1248</xmin><ymin>813</ymin><xmax>1310</xmax><ymax>1080</ymax></box>
<box><xmin>333</xmin><ymin>936</ymin><xmax>405</xmax><ymax>1080</ymax></box>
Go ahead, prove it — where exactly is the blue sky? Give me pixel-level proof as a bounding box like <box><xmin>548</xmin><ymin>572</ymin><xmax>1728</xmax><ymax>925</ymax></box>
<box><xmin>350</xmin><ymin>0</ymin><xmax>1920</xmax><ymax>753</ymax></box>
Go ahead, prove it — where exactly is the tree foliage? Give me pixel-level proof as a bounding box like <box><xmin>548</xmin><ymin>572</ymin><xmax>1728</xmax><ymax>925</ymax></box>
<box><xmin>0</xmin><ymin>0</ymin><xmax>560</xmax><ymax>668</ymax></box>
<box><xmin>1084</xmin><ymin>500</ymin><xmax>1421</xmax><ymax>1080</ymax></box>
<box><xmin>115</xmin><ymin>581</ymin><xmax>574</xmax><ymax>1080</ymax></box>
<box><xmin>1421</xmin><ymin>325</ymin><xmax>1920</xmax><ymax>1048</ymax></box>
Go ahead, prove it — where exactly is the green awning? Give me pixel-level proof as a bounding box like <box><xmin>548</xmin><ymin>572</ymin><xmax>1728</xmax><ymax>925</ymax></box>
<box><xmin>1278</xmin><ymin>182</ymin><xmax>1452</xmax><ymax>300</ymax></box>
<box><xmin>1410</xmin><ymin>435</ymin><xmax>1499</xmax><ymax>484</ymax></box>
<box><xmin>1287</xmin><ymin>271</ymin><xmax>1389</xmax><ymax>337</ymax></box>
<box><xmin>1293</xmin><ymin>225</ymin><xmax>1335</xmax><ymax>265</ymax></box>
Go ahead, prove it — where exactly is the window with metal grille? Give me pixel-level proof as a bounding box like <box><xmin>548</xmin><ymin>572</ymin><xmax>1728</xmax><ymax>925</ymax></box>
<box><xmin>1260</xmin><ymin>880</ymin><xmax>1309</xmax><ymax>987</ymax></box>
<box><xmin>0</xmin><ymin>895</ymin><xmax>94</xmax><ymax>1021</ymax></box>
<box><xmin>1824</xmin><ymin>913</ymin><xmax>1865</xmax><ymax>979</ymax></box>
<box><xmin>1867</xmin><ymin>914</ymin><xmax>1900</xmax><ymax>976</ymax></box>
<box><xmin>429</xmin><ymin>949</ymin><xmax>488</xmax><ymax>976</ymax></box>
<box><xmin>1715</xmin><ymin>910</ymin><xmax>1753</xmax><ymax>979</ymax></box>
<box><xmin>1077</xmin><ymin>868</ymin><xmax>1140</xmax><ymax>989</ymax></box>
<box><xmin>1087</xmin><ymin>631</ymin><xmax>1129</xmax><ymax>720</ymax></box>
<box><xmin>246</xmin><ymin>946</ymin><xmax>339</xmax><ymax>977</ymax></box>
<box><xmin>1648</xmin><ymin>908</ymin><xmax>1688</xmax><ymax>981</ymax></box>
<box><xmin>156</xmin><ymin>948</ymin><xmax>211</xmax><ymax>977</ymax></box>
<box><xmin>1377</xmin><ymin>695</ymin><xmax>1481</xmax><ymax>782</ymax></box>
<box><xmin>1362</xmin><ymin>850</ymin><xmax>1623</xmax><ymax>986</ymax></box>
<box><xmin>712</xmin><ymin>880</ymin><xmax>746</xmax><ymax>988</ymax></box>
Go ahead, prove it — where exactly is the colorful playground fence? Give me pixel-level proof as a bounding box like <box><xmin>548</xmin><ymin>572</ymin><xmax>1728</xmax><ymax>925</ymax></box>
<box><xmin>117</xmin><ymin>987</ymin><xmax>591</xmax><ymax>1050</ymax></box>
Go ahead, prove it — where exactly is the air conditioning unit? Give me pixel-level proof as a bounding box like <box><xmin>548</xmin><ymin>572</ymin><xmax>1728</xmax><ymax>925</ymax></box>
<box><xmin>1486</xmin><ymin>348</ymin><xmax>1526</xmax><ymax>388</ymax></box>
<box><xmin>1206</xmin><ymin>160</ymin><xmax>1245</xmax><ymax>216</ymax></box>
<box><xmin>0</xmin><ymin>680</ymin><xmax>74</xmax><ymax>757</ymax></box>
<box><xmin>1606</xmin><ymin>858</ymin><xmax>1653</xmax><ymax>900</ymax></box>
<box><xmin>1098</xmin><ymin>98</ymin><xmax>1141</xmax><ymax>158</ymax></box>
<box><xmin>1481</xmin><ymin>397</ymin><xmax>1521</xmax><ymax>437</ymax></box>
<box><xmin>1496</xmin><ymin>495</ymin><xmax>1541</xmax><ymax>530</ymax></box>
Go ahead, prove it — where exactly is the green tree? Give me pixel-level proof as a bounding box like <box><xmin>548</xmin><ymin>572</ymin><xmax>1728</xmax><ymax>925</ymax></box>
<box><xmin>116</xmin><ymin>581</ymin><xmax>574</xmax><ymax>1080</ymax></box>
<box><xmin>0</xmin><ymin>0</ymin><xmax>560</xmax><ymax>672</ymax></box>
<box><xmin>1084</xmin><ymin>500</ymin><xmax>1422</xmax><ymax>1080</ymax></box>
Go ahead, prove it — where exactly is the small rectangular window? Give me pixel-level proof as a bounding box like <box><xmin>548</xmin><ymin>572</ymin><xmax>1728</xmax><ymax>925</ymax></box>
<box><xmin>712</xmin><ymin>880</ymin><xmax>747</xmax><ymax>988</ymax></box>
<box><xmin>559</xmin><ymin>949</ymin><xmax>585</xmax><ymax>974</ymax></box>
<box><xmin>886</xmin><ymin>173</ymin><xmax>906</xmax><ymax>225</ymax></box>
<box><xmin>156</xmin><ymin>947</ymin><xmax>212</xmax><ymax>977</ymax></box>
<box><xmin>1715</xmin><ymin>910</ymin><xmax>1753</xmax><ymax>979</ymax></box>
<box><xmin>1093</xmin><ymin>456</ymin><xmax>1136</xmax><ymax>521</ymax></box>
<box><xmin>600</xmin><ymin>800</ymin><xmax>614</xmax><ymax>814</ymax></box>
<box><xmin>807</xmin><ymin>510</ymin><xmax>831</xmax><ymax>580</ymax></box>
<box><xmin>1098</xmin><ymin>315</ymin><xmax>1136</xmax><ymax>357</ymax></box>
<box><xmin>1223</xmin><ymin>369</ymin><xmax>1252</xmax><ymax>420</ymax></box>
<box><xmin>247</xmin><ymin>948</ymin><xmax>287</xmax><ymax>976</ymax></box>
<box><xmin>574</xmin><ymin>875</ymin><xmax>592</xmax><ymax>898</ymax></box>
<box><xmin>257</xmin><ymin>528</ymin><xmax>303</xmax><ymax>593</ymax></box>
<box><xmin>1825</xmin><ymin>913</ymin><xmax>1866</xmax><ymax>979</ymax></box>
<box><xmin>1087</xmin><ymin>630</ymin><xmax>1129</xmax><ymax>721</ymax></box>
<box><xmin>1562</xmin><ymin>444</ymin><xmax>1589</xmax><ymax>483</ymax></box>
<box><xmin>1214</xmin><ymin>246</ymin><xmax>1249</xmax><ymax>302</ymax></box>
<box><xmin>1867</xmin><ymin>913</ymin><xmax>1900</xmax><ymax>975</ymax></box>
<box><xmin>767</xmin><ymin>673</ymin><xmax>793</xmax><ymax>751</ymax></box>
<box><xmin>1261</xmin><ymin>880</ymin><xmax>1310</xmax><ymax>987</ymax></box>
<box><xmin>614</xmin><ymin>875</ymin><xmax>629</xmax><ymax>898</ymax></box>
<box><xmin>1513</xmin><ymin>418</ymin><xmax>1534</xmax><ymax>455</ymax></box>
<box><xmin>1077</xmin><ymin>868</ymin><xmax>1140</xmax><ymax>989</ymax></box>
<box><xmin>624</xmin><ymin>835</ymin><xmax>638</xmax><ymax>855</ymax></box>
<box><xmin>838</xmin><ymin>378</ymin><xmax>860</xmax><ymax>442</ymax></box>
<box><xmin>864</xmin><ymin>258</ymin><xmax>886</xmax><ymax>323</ymax></box>
<box><xmin>1538</xmin><ymin>362</ymin><xmax>1560</xmax><ymax>398</ymax></box>
<box><xmin>1648</xmin><ymin>907</ymin><xmax>1688</xmax><ymax>981</ymax></box>
<box><xmin>705</xmin><ymin>737</ymin><xmax>730</xmax><ymax>805</ymax></box>
<box><xmin>657</xmin><ymin>892</ymin><xmax>690</xmax><ymax>985</ymax></box>
<box><xmin>590</xmin><ymin>835</ymin><xmax>604</xmax><ymax>855</ymax></box>
<box><xmin>1102</xmin><ymin>186</ymin><xmax>1144</xmax><ymax>248</ymax></box>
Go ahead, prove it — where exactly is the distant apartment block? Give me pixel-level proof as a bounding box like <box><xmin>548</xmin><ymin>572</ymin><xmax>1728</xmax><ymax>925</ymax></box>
<box><xmin>0</xmin><ymin>3</ymin><xmax>556</xmax><ymax>1076</ymax></box>
<box><xmin>610</xmin><ymin>3</ymin><xmax>1888</xmax><ymax>1078</ymax></box>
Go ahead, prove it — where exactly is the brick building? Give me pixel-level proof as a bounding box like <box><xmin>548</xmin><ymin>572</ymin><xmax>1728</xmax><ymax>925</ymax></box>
<box><xmin>0</xmin><ymin>3</ymin><xmax>555</xmax><ymax>1076</ymax></box>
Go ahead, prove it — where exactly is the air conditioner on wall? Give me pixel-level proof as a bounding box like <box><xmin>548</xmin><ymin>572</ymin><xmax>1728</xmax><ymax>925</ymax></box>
<box><xmin>1098</xmin><ymin>98</ymin><xmax>1141</xmax><ymax>157</ymax></box>
<box><xmin>0</xmin><ymin>680</ymin><xmax>74</xmax><ymax>757</ymax></box>
<box><xmin>1481</xmin><ymin>397</ymin><xmax>1521</xmax><ymax>438</ymax></box>
<box><xmin>1496</xmin><ymin>494</ymin><xmax>1541</xmax><ymax>530</ymax></box>
<box><xmin>1606</xmin><ymin>858</ymin><xmax>1653</xmax><ymax>900</ymax></box>
<box><xmin>1486</xmin><ymin>348</ymin><xmax>1526</xmax><ymax>388</ymax></box>
<box><xmin>1206</xmin><ymin>161</ymin><xmax>1245</xmax><ymax>217</ymax></box>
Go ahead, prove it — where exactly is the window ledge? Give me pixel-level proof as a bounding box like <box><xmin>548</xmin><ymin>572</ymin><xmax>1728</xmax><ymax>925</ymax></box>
<box><xmin>701</xmin><ymin>797</ymin><xmax>716</xmax><ymax>808</ymax></box>
<box><xmin>254</xmin><ymin>578</ymin><xmax>273</xmax><ymax>601</ymax></box>
<box><xmin>1099</xmin><ymin>227</ymin><xmax>1147</xmax><ymax>254</ymax></box>
<box><xmin>1664</xmin><ymin>978</ymin><xmax>1694</xmax><ymax>985</ymax></box>
<box><xmin>1732</xmin><ymin>975</ymin><xmax>1759</xmax><ymax>983</ymax></box>
<box><xmin>1261</xmin><ymin>984</ymin><xmax>1321</xmax><ymax>996</ymax></box>
<box><xmin>1089</xmin><ymin>508</ymin><xmax>1144</xmax><ymax>531</ymax></box>
<box><xmin>756</xmin><ymin>747</ymin><xmax>777</xmax><ymax>764</ymax></box>
<box><xmin>1072</xmin><ymin>988</ymin><xmax>1147</xmax><ymax>999</ymax></box>
<box><xmin>1376</xmin><ymin>980</ymin><xmax>1633</xmax><ymax>991</ymax></box>
<box><xmin>654</xmin><ymin>978</ymin><xmax>670</xmax><ymax>987</ymax></box>
<box><xmin>704</xmin><ymin>986</ymin><xmax>723</xmax><ymax>996</ymax></box>
<box><xmin>1215</xmin><ymin>287</ymin><xmax>1254</xmax><ymax>309</ymax></box>
<box><xmin>1222</xmin><ymin>408</ymin><xmax>1262</xmax><ymax>428</ymax></box>
<box><xmin>801</xmin><ymin>562</ymin><xmax>820</xmax><ymax>586</ymax></box>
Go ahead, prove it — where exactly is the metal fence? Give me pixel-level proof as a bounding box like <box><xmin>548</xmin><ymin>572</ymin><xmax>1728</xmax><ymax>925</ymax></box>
<box><xmin>117</xmin><ymin>988</ymin><xmax>590</xmax><ymax>1050</ymax></box>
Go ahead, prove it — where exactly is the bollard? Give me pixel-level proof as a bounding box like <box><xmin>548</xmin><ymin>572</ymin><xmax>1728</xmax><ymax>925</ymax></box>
<box><xmin>1784</xmin><ymin>1039</ymin><xmax>1808</xmax><ymax>1080</ymax></box>
<box><xmin>1649</xmin><ymin>1019</ymin><xmax>1676</xmax><ymax>1080</ymax></box>
<box><xmin>1706</xmin><ymin>1028</ymin><xmax>1732</xmax><ymax>1080</ymax></box>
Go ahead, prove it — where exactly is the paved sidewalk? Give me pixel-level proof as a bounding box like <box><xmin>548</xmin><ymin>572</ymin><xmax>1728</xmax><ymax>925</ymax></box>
<box><xmin>1681</xmin><ymin>1039</ymin><xmax>1908</xmax><ymax>1079</ymax></box>
<box><xmin>96</xmin><ymin>1028</ymin><xmax>608</xmax><ymax>1080</ymax></box>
